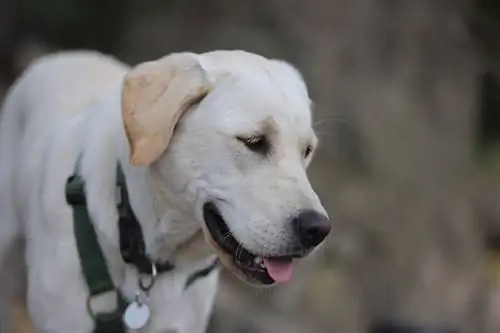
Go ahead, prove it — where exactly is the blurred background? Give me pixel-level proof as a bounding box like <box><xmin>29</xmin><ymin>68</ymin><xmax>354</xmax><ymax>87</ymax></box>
<box><xmin>1</xmin><ymin>0</ymin><xmax>500</xmax><ymax>332</ymax></box>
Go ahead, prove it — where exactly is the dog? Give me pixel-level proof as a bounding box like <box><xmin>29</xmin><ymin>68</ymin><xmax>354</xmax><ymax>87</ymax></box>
<box><xmin>0</xmin><ymin>50</ymin><xmax>330</xmax><ymax>333</ymax></box>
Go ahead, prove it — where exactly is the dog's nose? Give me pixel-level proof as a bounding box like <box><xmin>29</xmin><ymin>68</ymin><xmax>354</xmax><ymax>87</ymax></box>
<box><xmin>293</xmin><ymin>210</ymin><xmax>331</xmax><ymax>248</ymax></box>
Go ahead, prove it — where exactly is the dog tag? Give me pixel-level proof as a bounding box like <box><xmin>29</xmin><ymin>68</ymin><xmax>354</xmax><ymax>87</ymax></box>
<box><xmin>123</xmin><ymin>301</ymin><xmax>150</xmax><ymax>330</ymax></box>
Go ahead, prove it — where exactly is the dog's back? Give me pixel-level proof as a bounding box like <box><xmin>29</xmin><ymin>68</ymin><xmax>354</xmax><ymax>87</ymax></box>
<box><xmin>0</xmin><ymin>51</ymin><xmax>129</xmax><ymax>225</ymax></box>
<box><xmin>1</xmin><ymin>51</ymin><xmax>128</xmax><ymax>150</ymax></box>
<box><xmin>0</xmin><ymin>51</ymin><xmax>129</xmax><ymax>332</ymax></box>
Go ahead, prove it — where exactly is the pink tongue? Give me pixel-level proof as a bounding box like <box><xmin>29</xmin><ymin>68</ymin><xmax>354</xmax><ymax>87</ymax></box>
<box><xmin>262</xmin><ymin>257</ymin><xmax>294</xmax><ymax>283</ymax></box>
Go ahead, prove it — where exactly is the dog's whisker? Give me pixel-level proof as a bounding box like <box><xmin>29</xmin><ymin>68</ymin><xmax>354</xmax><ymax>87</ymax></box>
<box><xmin>235</xmin><ymin>245</ymin><xmax>245</xmax><ymax>265</ymax></box>
<box><xmin>220</xmin><ymin>232</ymin><xmax>233</xmax><ymax>247</ymax></box>
<box><xmin>313</xmin><ymin>116</ymin><xmax>353</xmax><ymax>129</ymax></box>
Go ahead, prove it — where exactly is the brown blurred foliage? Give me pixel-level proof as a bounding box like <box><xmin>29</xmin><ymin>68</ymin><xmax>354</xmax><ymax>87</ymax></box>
<box><xmin>2</xmin><ymin>0</ymin><xmax>500</xmax><ymax>332</ymax></box>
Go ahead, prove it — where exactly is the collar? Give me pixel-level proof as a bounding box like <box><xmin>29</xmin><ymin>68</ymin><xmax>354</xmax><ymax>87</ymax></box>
<box><xmin>114</xmin><ymin>166</ymin><xmax>175</xmax><ymax>275</ymax></box>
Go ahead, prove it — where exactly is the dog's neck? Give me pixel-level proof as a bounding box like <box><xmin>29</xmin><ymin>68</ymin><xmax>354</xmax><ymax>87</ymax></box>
<box><xmin>118</xmin><ymin>157</ymin><xmax>211</xmax><ymax>267</ymax></box>
<box><xmin>79</xmin><ymin>88</ymin><xmax>212</xmax><ymax>274</ymax></box>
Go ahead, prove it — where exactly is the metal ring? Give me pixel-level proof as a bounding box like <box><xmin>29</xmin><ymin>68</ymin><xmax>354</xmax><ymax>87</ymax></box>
<box><xmin>139</xmin><ymin>262</ymin><xmax>157</xmax><ymax>292</ymax></box>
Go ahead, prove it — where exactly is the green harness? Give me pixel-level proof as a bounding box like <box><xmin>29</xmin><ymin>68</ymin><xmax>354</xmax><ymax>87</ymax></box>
<box><xmin>65</xmin><ymin>165</ymin><xmax>219</xmax><ymax>333</ymax></box>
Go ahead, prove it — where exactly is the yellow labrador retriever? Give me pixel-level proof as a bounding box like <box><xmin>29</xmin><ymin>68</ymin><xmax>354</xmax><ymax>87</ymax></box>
<box><xmin>0</xmin><ymin>50</ymin><xmax>330</xmax><ymax>333</ymax></box>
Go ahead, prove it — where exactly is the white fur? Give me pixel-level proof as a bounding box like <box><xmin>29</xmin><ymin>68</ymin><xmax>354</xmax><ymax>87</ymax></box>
<box><xmin>0</xmin><ymin>50</ymin><xmax>326</xmax><ymax>332</ymax></box>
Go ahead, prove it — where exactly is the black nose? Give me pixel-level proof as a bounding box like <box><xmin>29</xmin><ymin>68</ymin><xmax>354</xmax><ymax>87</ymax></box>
<box><xmin>293</xmin><ymin>210</ymin><xmax>331</xmax><ymax>249</ymax></box>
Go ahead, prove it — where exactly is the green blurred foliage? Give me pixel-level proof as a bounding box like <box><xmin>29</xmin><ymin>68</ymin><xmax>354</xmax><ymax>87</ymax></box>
<box><xmin>474</xmin><ymin>0</ymin><xmax>500</xmax><ymax>65</ymax></box>
<box><xmin>473</xmin><ymin>0</ymin><xmax>500</xmax><ymax>169</ymax></box>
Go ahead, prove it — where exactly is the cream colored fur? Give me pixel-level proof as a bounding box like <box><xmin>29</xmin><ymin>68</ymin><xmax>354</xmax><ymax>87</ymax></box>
<box><xmin>0</xmin><ymin>50</ymin><xmax>326</xmax><ymax>333</ymax></box>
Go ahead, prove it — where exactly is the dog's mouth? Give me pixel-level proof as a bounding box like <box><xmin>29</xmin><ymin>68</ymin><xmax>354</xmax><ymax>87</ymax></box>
<box><xmin>202</xmin><ymin>202</ymin><xmax>294</xmax><ymax>286</ymax></box>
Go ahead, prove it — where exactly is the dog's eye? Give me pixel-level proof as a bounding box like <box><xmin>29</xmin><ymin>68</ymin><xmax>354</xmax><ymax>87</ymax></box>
<box><xmin>303</xmin><ymin>145</ymin><xmax>313</xmax><ymax>159</ymax></box>
<box><xmin>237</xmin><ymin>135</ymin><xmax>270</xmax><ymax>155</ymax></box>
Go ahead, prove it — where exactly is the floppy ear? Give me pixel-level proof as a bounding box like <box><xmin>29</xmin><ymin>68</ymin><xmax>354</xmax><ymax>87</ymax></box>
<box><xmin>122</xmin><ymin>53</ymin><xmax>212</xmax><ymax>166</ymax></box>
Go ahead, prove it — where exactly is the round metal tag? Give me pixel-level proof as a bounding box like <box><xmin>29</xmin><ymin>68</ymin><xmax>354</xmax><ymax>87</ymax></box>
<box><xmin>123</xmin><ymin>301</ymin><xmax>150</xmax><ymax>330</ymax></box>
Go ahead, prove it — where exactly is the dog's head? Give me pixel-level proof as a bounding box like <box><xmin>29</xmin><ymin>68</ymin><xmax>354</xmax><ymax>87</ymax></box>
<box><xmin>121</xmin><ymin>51</ymin><xmax>330</xmax><ymax>286</ymax></box>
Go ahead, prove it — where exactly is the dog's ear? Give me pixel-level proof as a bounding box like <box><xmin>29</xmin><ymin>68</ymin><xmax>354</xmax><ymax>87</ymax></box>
<box><xmin>122</xmin><ymin>53</ymin><xmax>212</xmax><ymax>166</ymax></box>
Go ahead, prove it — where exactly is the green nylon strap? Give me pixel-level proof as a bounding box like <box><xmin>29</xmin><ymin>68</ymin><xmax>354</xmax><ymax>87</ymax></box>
<box><xmin>72</xmin><ymin>204</ymin><xmax>116</xmax><ymax>295</ymax></box>
<box><xmin>66</xmin><ymin>175</ymin><xmax>127</xmax><ymax>333</ymax></box>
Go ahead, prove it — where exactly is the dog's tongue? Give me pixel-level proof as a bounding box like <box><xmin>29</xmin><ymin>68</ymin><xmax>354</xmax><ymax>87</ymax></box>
<box><xmin>262</xmin><ymin>257</ymin><xmax>294</xmax><ymax>283</ymax></box>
